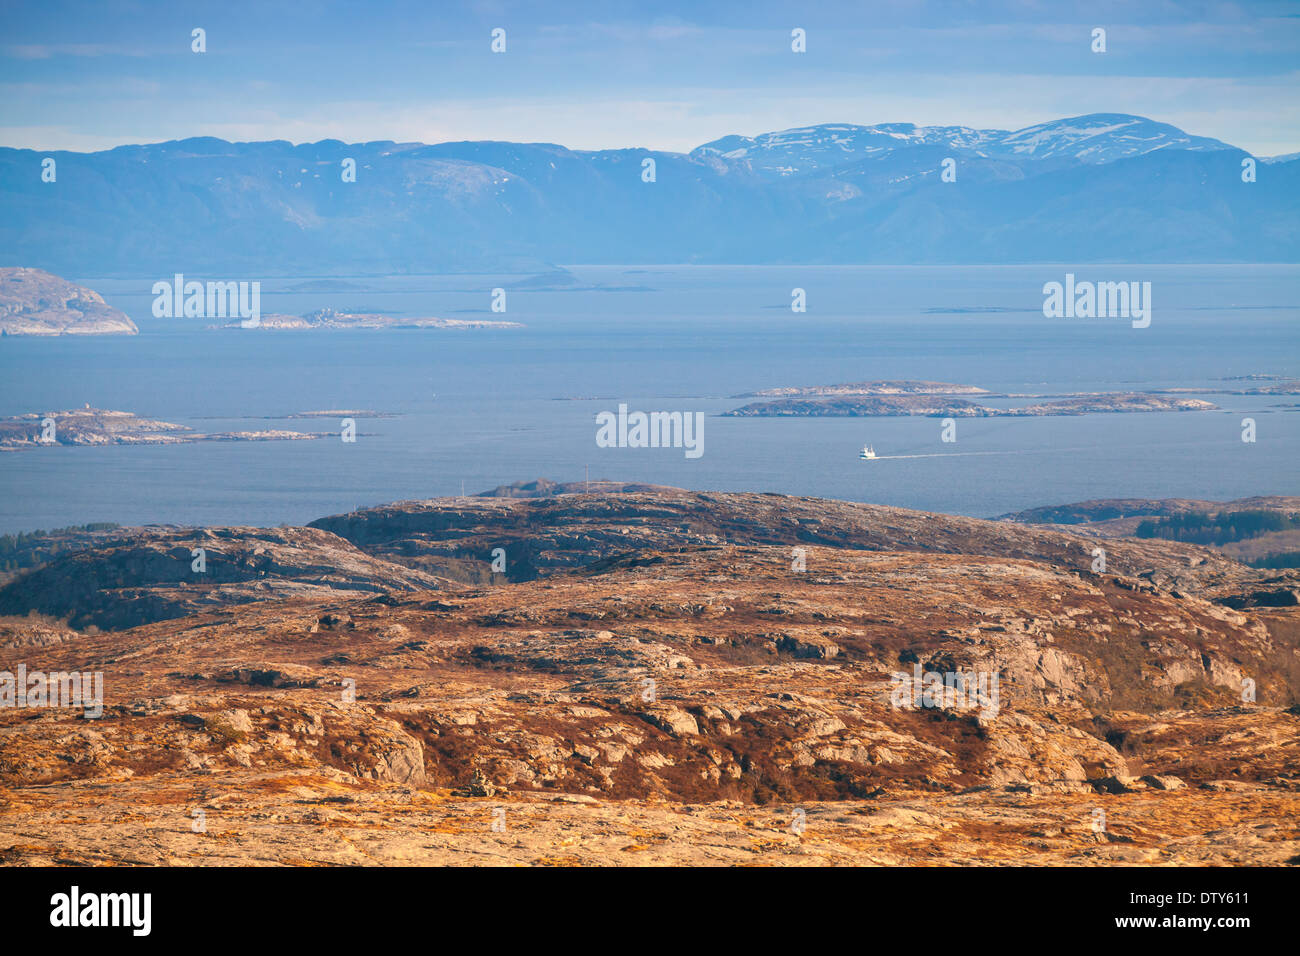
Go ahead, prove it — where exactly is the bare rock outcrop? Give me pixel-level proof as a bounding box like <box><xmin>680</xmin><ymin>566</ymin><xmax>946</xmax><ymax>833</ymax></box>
<box><xmin>0</xmin><ymin>488</ymin><xmax>1295</xmax><ymax>865</ymax></box>
<box><xmin>0</xmin><ymin>525</ymin><xmax>452</xmax><ymax>629</ymax></box>
<box><xmin>0</xmin><ymin>268</ymin><xmax>137</xmax><ymax>335</ymax></box>
<box><xmin>310</xmin><ymin>486</ymin><xmax>1256</xmax><ymax>597</ymax></box>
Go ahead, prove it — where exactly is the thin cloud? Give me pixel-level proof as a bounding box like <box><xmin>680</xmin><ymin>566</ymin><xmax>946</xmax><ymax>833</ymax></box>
<box><xmin>3</xmin><ymin>42</ymin><xmax>150</xmax><ymax>60</ymax></box>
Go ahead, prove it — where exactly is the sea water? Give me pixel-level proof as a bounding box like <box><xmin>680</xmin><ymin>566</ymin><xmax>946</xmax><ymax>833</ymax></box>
<box><xmin>0</xmin><ymin>264</ymin><xmax>1295</xmax><ymax>533</ymax></box>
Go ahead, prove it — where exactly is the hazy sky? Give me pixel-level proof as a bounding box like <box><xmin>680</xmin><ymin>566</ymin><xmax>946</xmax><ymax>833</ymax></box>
<box><xmin>3</xmin><ymin>0</ymin><xmax>1299</xmax><ymax>155</ymax></box>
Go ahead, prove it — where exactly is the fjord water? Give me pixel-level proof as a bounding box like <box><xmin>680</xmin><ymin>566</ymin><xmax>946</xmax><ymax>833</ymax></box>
<box><xmin>0</xmin><ymin>265</ymin><xmax>1296</xmax><ymax>534</ymax></box>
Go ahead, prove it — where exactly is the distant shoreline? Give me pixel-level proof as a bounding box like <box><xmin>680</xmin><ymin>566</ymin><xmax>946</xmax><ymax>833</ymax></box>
<box><xmin>722</xmin><ymin>381</ymin><xmax>1243</xmax><ymax>417</ymax></box>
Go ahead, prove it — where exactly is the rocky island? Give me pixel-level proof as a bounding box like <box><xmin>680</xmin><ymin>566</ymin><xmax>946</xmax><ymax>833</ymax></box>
<box><xmin>0</xmin><ymin>482</ymin><xmax>1295</xmax><ymax>865</ymax></box>
<box><xmin>726</xmin><ymin>382</ymin><xmax>1218</xmax><ymax>417</ymax></box>
<box><xmin>0</xmin><ymin>407</ymin><xmax>328</xmax><ymax>451</ymax></box>
<box><xmin>221</xmin><ymin>308</ymin><xmax>523</xmax><ymax>330</ymax></box>
<box><xmin>732</xmin><ymin>380</ymin><xmax>993</xmax><ymax>398</ymax></box>
<box><xmin>0</xmin><ymin>267</ymin><xmax>137</xmax><ymax>336</ymax></box>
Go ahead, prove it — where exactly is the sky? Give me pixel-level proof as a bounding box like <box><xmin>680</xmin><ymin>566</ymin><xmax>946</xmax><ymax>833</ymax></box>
<box><xmin>2</xmin><ymin>0</ymin><xmax>1299</xmax><ymax>156</ymax></box>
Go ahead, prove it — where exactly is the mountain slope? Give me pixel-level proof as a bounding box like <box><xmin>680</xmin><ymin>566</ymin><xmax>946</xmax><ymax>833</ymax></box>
<box><xmin>691</xmin><ymin>113</ymin><xmax>1235</xmax><ymax>178</ymax></box>
<box><xmin>0</xmin><ymin>114</ymin><xmax>1289</xmax><ymax>274</ymax></box>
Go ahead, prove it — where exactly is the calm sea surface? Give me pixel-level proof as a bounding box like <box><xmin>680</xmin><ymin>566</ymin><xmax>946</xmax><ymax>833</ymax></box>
<box><xmin>0</xmin><ymin>264</ymin><xmax>1296</xmax><ymax>534</ymax></box>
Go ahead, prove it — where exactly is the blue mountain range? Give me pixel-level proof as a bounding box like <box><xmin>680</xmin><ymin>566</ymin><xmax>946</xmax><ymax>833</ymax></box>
<box><xmin>1</xmin><ymin>113</ymin><xmax>1294</xmax><ymax>274</ymax></box>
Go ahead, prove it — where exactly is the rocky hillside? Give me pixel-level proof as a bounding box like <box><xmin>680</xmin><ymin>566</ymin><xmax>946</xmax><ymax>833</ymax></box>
<box><xmin>309</xmin><ymin>487</ymin><xmax>1252</xmax><ymax>596</ymax></box>
<box><xmin>1003</xmin><ymin>496</ymin><xmax>1300</xmax><ymax>574</ymax></box>
<box><xmin>0</xmin><ymin>268</ymin><xmax>137</xmax><ymax>335</ymax></box>
<box><xmin>476</xmin><ymin>478</ymin><xmax>680</xmax><ymax>498</ymax></box>
<box><xmin>0</xmin><ymin>486</ymin><xmax>1296</xmax><ymax>865</ymax></box>
<box><xmin>0</xmin><ymin>526</ymin><xmax>452</xmax><ymax>629</ymax></box>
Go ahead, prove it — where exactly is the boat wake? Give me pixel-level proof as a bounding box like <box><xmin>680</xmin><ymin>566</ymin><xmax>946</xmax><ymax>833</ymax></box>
<box><xmin>866</xmin><ymin>446</ymin><xmax>1103</xmax><ymax>461</ymax></box>
<box><xmin>867</xmin><ymin>450</ymin><xmax>1025</xmax><ymax>460</ymax></box>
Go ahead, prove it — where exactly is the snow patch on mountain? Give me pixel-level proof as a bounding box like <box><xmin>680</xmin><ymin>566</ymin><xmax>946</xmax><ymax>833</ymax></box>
<box><xmin>693</xmin><ymin>113</ymin><xmax>1235</xmax><ymax>178</ymax></box>
<box><xmin>996</xmin><ymin>113</ymin><xmax>1232</xmax><ymax>162</ymax></box>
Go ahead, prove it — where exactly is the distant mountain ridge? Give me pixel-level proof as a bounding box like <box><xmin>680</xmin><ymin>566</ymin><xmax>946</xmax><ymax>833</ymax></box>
<box><xmin>691</xmin><ymin>113</ymin><xmax>1235</xmax><ymax>177</ymax></box>
<box><xmin>1</xmin><ymin>113</ymin><xmax>1294</xmax><ymax>274</ymax></box>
